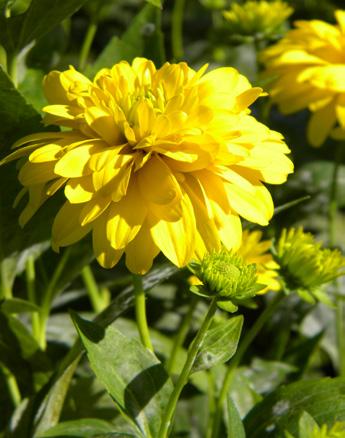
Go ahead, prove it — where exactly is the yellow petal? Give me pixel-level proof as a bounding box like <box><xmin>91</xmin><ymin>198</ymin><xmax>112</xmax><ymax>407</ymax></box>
<box><xmin>79</xmin><ymin>196</ymin><xmax>111</xmax><ymax>226</ymax></box>
<box><xmin>138</xmin><ymin>155</ymin><xmax>182</xmax><ymax>205</ymax></box>
<box><xmin>125</xmin><ymin>222</ymin><xmax>160</xmax><ymax>274</ymax></box>
<box><xmin>29</xmin><ymin>144</ymin><xmax>62</xmax><ymax>163</ymax></box>
<box><xmin>92</xmin><ymin>214</ymin><xmax>123</xmax><ymax>269</ymax></box>
<box><xmin>65</xmin><ymin>176</ymin><xmax>94</xmax><ymax>203</ymax></box>
<box><xmin>18</xmin><ymin>161</ymin><xmax>56</xmax><ymax>186</ymax></box>
<box><xmin>19</xmin><ymin>185</ymin><xmax>47</xmax><ymax>226</ymax></box>
<box><xmin>106</xmin><ymin>179</ymin><xmax>147</xmax><ymax>250</ymax></box>
<box><xmin>54</xmin><ymin>144</ymin><xmax>101</xmax><ymax>177</ymax></box>
<box><xmin>150</xmin><ymin>194</ymin><xmax>196</xmax><ymax>267</ymax></box>
<box><xmin>52</xmin><ymin>202</ymin><xmax>91</xmax><ymax>250</ymax></box>
<box><xmin>307</xmin><ymin>101</ymin><xmax>336</xmax><ymax>147</ymax></box>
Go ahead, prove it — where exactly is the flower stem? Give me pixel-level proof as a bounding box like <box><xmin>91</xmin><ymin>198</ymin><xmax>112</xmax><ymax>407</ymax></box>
<box><xmin>159</xmin><ymin>298</ymin><xmax>218</xmax><ymax>438</ymax></box>
<box><xmin>25</xmin><ymin>256</ymin><xmax>40</xmax><ymax>343</ymax></box>
<box><xmin>38</xmin><ymin>249</ymin><xmax>71</xmax><ymax>350</ymax></box>
<box><xmin>0</xmin><ymin>364</ymin><xmax>21</xmax><ymax>407</ymax></box>
<box><xmin>81</xmin><ymin>265</ymin><xmax>104</xmax><ymax>313</ymax></box>
<box><xmin>166</xmin><ymin>296</ymin><xmax>198</xmax><ymax>375</ymax></box>
<box><xmin>79</xmin><ymin>22</ymin><xmax>97</xmax><ymax>71</ymax></box>
<box><xmin>210</xmin><ymin>293</ymin><xmax>284</xmax><ymax>438</ymax></box>
<box><xmin>329</xmin><ymin>142</ymin><xmax>345</xmax><ymax>376</ymax></box>
<box><xmin>171</xmin><ymin>0</ymin><xmax>185</xmax><ymax>61</ymax></box>
<box><xmin>329</xmin><ymin>143</ymin><xmax>343</xmax><ymax>247</ymax></box>
<box><xmin>133</xmin><ymin>275</ymin><xmax>153</xmax><ymax>352</ymax></box>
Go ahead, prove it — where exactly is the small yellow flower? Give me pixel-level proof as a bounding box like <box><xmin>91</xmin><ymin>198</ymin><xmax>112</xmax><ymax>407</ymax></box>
<box><xmin>2</xmin><ymin>58</ymin><xmax>293</xmax><ymax>274</ymax></box>
<box><xmin>189</xmin><ymin>229</ymin><xmax>280</xmax><ymax>296</ymax></box>
<box><xmin>275</xmin><ymin>228</ymin><xmax>345</xmax><ymax>303</ymax></box>
<box><xmin>223</xmin><ymin>1</ymin><xmax>293</xmax><ymax>38</ymax></box>
<box><xmin>237</xmin><ymin>229</ymin><xmax>280</xmax><ymax>293</ymax></box>
<box><xmin>189</xmin><ymin>248</ymin><xmax>265</xmax><ymax>312</ymax></box>
<box><xmin>261</xmin><ymin>10</ymin><xmax>345</xmax><ymax>147</ymax></box>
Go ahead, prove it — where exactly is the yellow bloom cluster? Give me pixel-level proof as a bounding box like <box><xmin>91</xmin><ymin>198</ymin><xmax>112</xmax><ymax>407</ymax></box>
<box><xmin>189</xmin><ymin>229</ymin><xmax>280</xmax><ymax>298</ymax></box>
<box><xmin>223</xmin><ymin>1</ymin><xmax>293</xmax><ymax>37</ymax></box>
<box><xmin>237</xmin><ymin>229</ymin><xmax>280</xmax><ymax>292</ymax></box>
<box><xmin>261</xmin><ymin>10</ymin><xmax>345</xmax><ymax>147</ymax></box>
<box><xmin>2</xmin><ymin>58</ymin><xmax>293</xmax><ymax>274</ymax></box>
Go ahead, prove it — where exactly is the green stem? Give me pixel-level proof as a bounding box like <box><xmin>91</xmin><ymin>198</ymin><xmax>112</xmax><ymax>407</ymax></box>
<box><xmin>329</xmin><ymin>143</ymin><xmax>343</xmax><ymax>247</ymax></box>
<box><xmin>0</xmin><ymin>364</ymin><xmax>21</xmax><ymax>407</ymax></box>
<box><xmin>211</xmin><ymin>293</ymin><xmax>284</xmax><ymax>438</ymax></box>
<box><xmin>25</xmin><ymin>256</ymin><xmax>40</xmax><ymax>342</ymax></box>
<box><xmin>39</xmin><ymin>249</ymin><xmax>71</xmax><ymax>350</ymax></box>
<box><xmin>171</xmin><ymin>0</ymin><xmax>185</xmax><ymax>61</ymax></box>
<box><xmin>81</xmin><ymin>265</ymin><xmax>104</xmax><ymax>313</ymax></box>
<box><xmin>159</xmin><ymin>298</ymin><xmax>218</xmax><ymax>438</ymax></box>
<box><xmin>166</xmin><ymin>296</ymin><xmax>198</xmax><ymax>374</ymax></box>
<box><xmin>133</xmin><ymin>275</ymin><xmax>153</xmax><ymax>352</ymax></box>
<box><xmin>79</xmin><ymin>22</ymin><xmax>97</xmax><ymax>71</ymax></box>
<box><xmin>329</xmin><ymin>143</ymin><xmax>345</xmax><ymax>376</ymax></box>
<box><xmin>0</xmin><ymin>264</ymin><xmax>12</xmax><ymax>300</ymax></box>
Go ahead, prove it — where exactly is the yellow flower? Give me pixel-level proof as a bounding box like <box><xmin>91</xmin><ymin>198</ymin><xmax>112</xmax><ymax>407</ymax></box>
<box><xmin>2</xmin><ymin>58</ymin><xmax>293</xmax><ymax>274</ymax></box>
<box><xmin>223</xmin><ymin>1</ymin><xmax>293</xmax><ymax>38</ymax></box>
<box><xmin>275</xmin><ymin>228</ymin><xmax>345</xmax><ymax>303</ymax></box>
<box><xmin>189</xmin><ymin>229</ymin><xmax>280</xmax><ymax>296</ymax></box>
<box><xmin>261</xmin><ymin>10</ymin><xmax>345</xmax><ymax>147</ymax></box>
<box><xmin>237</xmin><ymin>229</ymin><xmax>280</xmax><ymax>293</ymax></box>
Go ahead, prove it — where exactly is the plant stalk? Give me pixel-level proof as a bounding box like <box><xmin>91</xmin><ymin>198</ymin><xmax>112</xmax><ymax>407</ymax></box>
<box><xmin>81</xmin><ymin>265</ymin><xmax>104</xmax><ymax>313</ymax></box>
<box><xmin>166</xmin><ymin>296</ymin><xmax>198</xmax><ymax>374</ymax></box>
<box><xmin>211</xmin><ymin>292</ymin><xmax>284</xmax><ymax>438</ymax></box>
<box><xmin>25</xmin><ymin>256</ymin><xmax>41</xmax><ymax>342</ymax></box>
<box><xmin>159</xmin><ymin>298</ymin><xmax>218</xmax><ymax>438</ymax></box>
<box><xmin>133</xmin><ymin>274</ymin><xmax>153</xmax><ymax>352</ymax></box>
<box><xmin>79</xmin><ymin>22</ymin><xmax>97</xmax><ymax>71</ymax></box>
<box><xmin>171</xmin><ymin>0</ymin><xmax>185</xmax><ymax>61</ymax></box>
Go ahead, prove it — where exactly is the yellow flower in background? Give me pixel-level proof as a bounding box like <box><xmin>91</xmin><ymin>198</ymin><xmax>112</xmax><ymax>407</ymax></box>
<box><xmin>237</xmin><ymin>229</ymin><xmax>280</xmax><ymax>293</ymax></box>
<box><xmin>261</xmin><ymin>10</ymin><xmax>345</xmax><ymax>147</ymax></box>
<box><xmin>223</xmin><ymin>1</ymin><xmax>293</xmax><ymax>38</ymax></box>
<box><xmin>2</xmin><ymin>58</ymin><xmax>293</xmax><ymax>274</ymax></box>
<box><xmin>275</xmin><ymin>228</ymin><xmax>345</xmax><ymax>303</ymax></box>
<box><xmin>189</xmin><ymin>229</ymin><xmax>280</xmax><ymax>297</ymax></box>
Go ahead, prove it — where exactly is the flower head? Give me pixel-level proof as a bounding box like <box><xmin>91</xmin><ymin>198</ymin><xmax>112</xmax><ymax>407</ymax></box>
<box><xmin>274</xmin><ymin>228</ymin><xmax>345</xmax><ymax>303</ymax></box>
<box><xmin>237</xmin><ymin>229</ymin><xmax>280</xmax><ymax>293</ymax></box>
<box><xmin>189</xmin><ymin>248</ymin><xmax>265</xmax><ymax>312</ymax></box>
<box><xmin>2</xmin><ymin>58</ymin><xmax>293</xmax><ymax>274</ymax></box>
<box><xmin>261</xmin><ymin>10</ymin><xmax>345</xmax><ymax>146</ymax></box>
<box><xmin>223</xmin><ymin>1</ymin><xmax>293</xmax><ymax>39</ymax></box>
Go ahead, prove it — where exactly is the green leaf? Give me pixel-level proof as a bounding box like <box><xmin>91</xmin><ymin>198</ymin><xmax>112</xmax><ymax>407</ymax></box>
<box><xmin>0</xmin><ymin>0</ymin><xmax>88</xmax><ymax>53</ymax></box>
<box><xmin>0</xmin><ymin>66</ymin><xmax>42</xmax><ymax>152</ymax></box>
<box><xmin>1</xmin><ymin>298</ymin><xmax>40</xmax><ymax>314</ymax></box>
<box><xmin>226</xmin><ymin>396</ymin><xmax>246</xmax><ymax>438</ymax></box>
<box><xmin>72</xmin><ymin>313</ymin><xmax>174</xmax><ymax>438</ymax></box>
<box><xmin>192</xmin><ymin>315</ymin><xmax>243</xmax><ymax>372</ymax></box>
<box><xmin>244</xmin><ymin>377</ymin><xmax>345</xmax><ymax>437</ymax></box>
<box><xmin>298</xmin><ymin>411</ymin><xmax>319</xmax><ymax>438</ymax></box>
<box><xmin>36</xmin><ymin>418</ymin><xmax>116</xmax><ymax>437</ymax></box>
<box><xmin>87</xmin><ymin>4</ymin><xmax>164</xmax><ymax>77</ymax></box>
<box><xmin>0</xmin><ymin>311</ymin><xmax>51</xmax><ymax>392</ymax></box>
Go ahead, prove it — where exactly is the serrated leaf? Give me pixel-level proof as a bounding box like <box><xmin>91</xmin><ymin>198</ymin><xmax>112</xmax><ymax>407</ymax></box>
<box><xmin>192</xmin><ymin>316</ymin><xmax>243</xmax><ymax>373</ymax></box>
<box><xmin>244</xmin><ymin>377</ymin><xmax>345</xmax><ymax>437</ymax></box>
<box><xmin>36</xmin><ymin>418</ymin><xmax>116</xmax><ymax>438</ymax></box>
<box><xmin>72</xmin><ymin>313</ymin><xmax>174</xmax><ymax>438</ymax></box>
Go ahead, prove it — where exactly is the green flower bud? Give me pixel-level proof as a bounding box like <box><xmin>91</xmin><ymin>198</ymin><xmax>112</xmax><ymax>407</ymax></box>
<box><xmin>274</xmin><ymin>228</ymin><xmax>345</xmax><ymax>304</ymax></box>
<box><xmin>189</xmin><ymin>249</ymin><xmax>265</xmax><ymax>312</ymax></box>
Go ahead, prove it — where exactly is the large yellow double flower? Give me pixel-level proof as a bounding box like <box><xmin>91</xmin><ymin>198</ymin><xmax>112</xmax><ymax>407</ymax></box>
<box><xmin>3</xmin><ymin>58</ymin><xmax>293</xmax><ymax>273</ymax></box>
<box><xmin>261</xmin><ymin>10</ymin><xmax>345</xmax><ymax>147</ymax></box>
